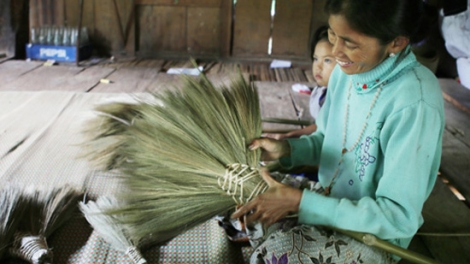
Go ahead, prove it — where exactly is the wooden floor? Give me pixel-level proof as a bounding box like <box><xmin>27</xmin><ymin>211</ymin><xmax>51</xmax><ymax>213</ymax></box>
<box><xmin>1</xmin><ymin>58</ymin><xmax>469</xmax><ymax>263</ymax></box>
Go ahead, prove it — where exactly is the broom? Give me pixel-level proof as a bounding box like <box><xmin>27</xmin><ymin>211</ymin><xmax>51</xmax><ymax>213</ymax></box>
<box><xmin>0</xmin><ymin>185</ymin><xmax>26</xmax><ymax>261</ymax></box>
<box><xmin>9</xmin><ymin>184</ymin><xmax>83</xmax><ymax>264</ymax></box>
<box><xmin>79</xmin><ymin>196</ymin><xmax>147</xmax><ymax>264</ymax></box>
<box><xmin>83</xmin><ymin>71</ymin><xmax>268</xmax><ymax>245</ymax></box>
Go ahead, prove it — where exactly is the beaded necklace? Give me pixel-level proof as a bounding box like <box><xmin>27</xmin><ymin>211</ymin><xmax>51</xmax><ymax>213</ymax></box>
<box><xmin>324</xmin><ymin>80</ymin><xmax>384</xmax><ymax>195</ymax></box>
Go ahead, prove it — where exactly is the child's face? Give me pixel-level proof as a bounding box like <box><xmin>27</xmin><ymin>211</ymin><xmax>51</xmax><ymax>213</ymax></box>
<box><xmin>312</xmin><ymin>40</ymin><xmax>336</xmax><ymax>87</ymax></box>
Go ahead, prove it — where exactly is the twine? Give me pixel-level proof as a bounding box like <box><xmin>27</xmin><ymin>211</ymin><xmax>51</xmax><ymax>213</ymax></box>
<box><xmin>218</xmin><ymin>163</ymin><xmax>268</xmax><ymax>205</ymax></box>
<box><xmin>125</xmin><ymin>246</ymin><xmax>147</xmax><ymax>264</ymax></box>
<box><xmin>11</xmin><ymin>235</ymin><xmax>51</xmax><ymax>264</ymax></box>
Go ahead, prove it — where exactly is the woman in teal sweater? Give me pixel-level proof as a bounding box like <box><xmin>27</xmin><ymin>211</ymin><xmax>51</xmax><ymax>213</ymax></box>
<box><xmin>232</xmin><ymin>0</ymin><xmax>444</xmax><ymax>263</ymax></box>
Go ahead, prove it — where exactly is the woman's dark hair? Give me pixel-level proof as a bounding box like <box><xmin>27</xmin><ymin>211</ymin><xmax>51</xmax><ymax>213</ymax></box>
<box><xmin>324</xmin><ymin>0</ymin><xmax>430</xmax><ymax>45</ymax></box>
<box><xmin>310</xmin><ymin>25</ymin><xmax>330</xmax><ymax>59</ymax></box>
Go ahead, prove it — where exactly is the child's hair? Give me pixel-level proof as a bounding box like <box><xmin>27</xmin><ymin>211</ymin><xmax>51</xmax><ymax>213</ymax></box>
<box><xmin>310</xmin><ymin>25</ymin><xmax>330</xmax><ymax>59</ymax></box>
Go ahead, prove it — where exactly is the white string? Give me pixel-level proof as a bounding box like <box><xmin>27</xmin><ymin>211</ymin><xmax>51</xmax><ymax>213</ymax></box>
<box><xmin>218</xmin><ymin>163</ymin><xmax>268</xmax><ymax>205</ymax></box>
<box><xmin>15</xmin><ymin>235</ymin><xmax>50</xmax><ymax>263</ymax></box>
<box><xmin>125</xmin><ymin>246</ymin><xmax>147</xmax><ymax>264</ymax></box>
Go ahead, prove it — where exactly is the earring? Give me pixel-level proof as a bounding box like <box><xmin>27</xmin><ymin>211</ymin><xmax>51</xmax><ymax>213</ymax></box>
<box><xmin>389</xmin><ymin>52</ymin><xmax>396</xmax><ymax>57</ymax></box>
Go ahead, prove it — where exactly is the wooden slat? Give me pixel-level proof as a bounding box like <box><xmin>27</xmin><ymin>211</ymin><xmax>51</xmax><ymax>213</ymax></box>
<box><xmin>271</xmin><ymin>0</ymin><xmax>312</xmax><ymax>58</ymax></box>
<box><xmin>439</xmin><ymin>78</ymin><xmax>470</xmax><ymax>114</ymax></box>
<box><xmin>0</xmin><ymin>65</ymin><xmax>84</xmax><ymax>91</ymax></box>
<box><xmin>440</xmin><ymin>129</ymin><xmax>470</xmax><ymax>202</ymax></box>
<box><xmin>64</xmin><ymin>0</ymin><xmax>94</xmax><ymax>29</ymax></box>
<box><xmin>0</xmin><ymin>60</ymin><xmax>43</xmax><ymax>86</ymax></box>
<box><xmin>444</xmin><ymin>99</ymin><xmax>470</xmax><ymax>148</ymax></box>
<box><xmin>56</xmin><ymin>66</ymin><xmax>116</xmax><ymax>92</ymax></box>
<box><xmin>0</xmin><ymin>63</ymin><xmax>113</xmax><ymax>92</ymax></box>
<box><xmin>53</xmin><ymin>0</ymin><xmax>65</xmax><ymax>25</ymax></box>
<box><xmin>310</xmin><ymin>0</ymin><xmax>329</xmax><ymax>53</ymax></box>
<box><xmin>135</xmin><ymin>59</ymin><xmax>165</xmax><ymax>68</ymax></box>
<box><xmin>29</xmin><ymin>0</ymin><xmax>39</xmax><ymax>29</ymax></box>
<box><xmin>0</xmin><ymin>0</ymin><xmax>15</xmax><ymax>58</ymax></box>
<box><xmin>219</xmin><ymin>0</ymin><xmax>232</xmax><ymax>57</ymax></box>
<box><xmin>417</xmin><ymin>178</ymin><xmax>470</xmax><ymax>263</ymax></box>
<box><xmin>135</xmin><ymin>0</ymin><xmax>221</xmax><ymax>7</ymax></box>
<box><xmin>438</xmin><ymin>79</ymin><xmax>470</xmax><ymax>202</ymax></box>
<box><xmin>137</xmin><ymin>5</ymin><xmax>186</xmax><ymax>54</ymax></box>
<box><xmin>29</xmin><ymin>0</ymin><xmax>65</xmax><ymax>27</ymax></box>
<box><xmin>287</xmin><ymin>81</ymin><xmax>316</xmax><ymax>124</ymax></box>
<box><xmin>187</xmin><ymin>7</ymin><xmax>220</xmax><ymax>55</ymax></box>
<box><xmin>92</xmin><ymin>0</ymin><xmax>115</xmax><ymax>53</ymax></box>
<box><xmin>90</xmin><ymin>66</ymin><xmax>159</xmax><ymax>92</ymax></box>
<box><xmin>232</xmin><ymin>0</ymin><xmax>272</xmax><ymax>57</ymax></box>
<box><xmin>255</xmin><ymin>81</ymin><xmax>301</xmax><ymax>132</ymax></box>
<box><xmin>124</xmin><ymin>0</ymin><xmax>137</xmax><ymax>56</ymax></box>
<box><xmin>93</xmin><ymin>0</ymin><xmax>135</xmax><ymax>54</ymax></box>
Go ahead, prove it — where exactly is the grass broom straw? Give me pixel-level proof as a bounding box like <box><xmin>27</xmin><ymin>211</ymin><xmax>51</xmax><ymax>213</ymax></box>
<box><xmin>79</xmin><ymin>196</ymin><xmax>147</xmax><ymax>264</ymax></box>
<box><xmin>0</xmin><ymin>185</ymin><xmax>26</xmax><ymax>260</ymax></box>
<box><xmin>84</xmin><ymin>71</ymin><xmax>267</xmax><ymax>245</ymax></box>
<box><xmin>9</xmin><ymin>184</ymin><xmax>83</xmax><ymax>264</ymax></box>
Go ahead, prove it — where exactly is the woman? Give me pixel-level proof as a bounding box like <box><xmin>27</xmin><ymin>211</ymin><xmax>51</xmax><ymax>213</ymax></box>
<box><xmin>232</xmin><ymin>0</ymin><xmax>444</xmax><ymax>263</ymax></box>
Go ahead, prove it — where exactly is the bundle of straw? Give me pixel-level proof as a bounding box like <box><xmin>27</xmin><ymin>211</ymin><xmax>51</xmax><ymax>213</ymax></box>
<box><xmin>79</xmin><ymin>196</ymin><xmax>147</xmax><ymax>264</ymax></box>
<box><xmin>84</xmin><ymin>72</ymin><xmax>268</xmax><ymax>244</ymax></box>
<box><xmin>9</xmin><ymin>184</ymin><xmax>83</xmax><ymax>263</ymax></box>
<box><xmin>0</xmin><ymin>185</ymin><xmax>26</xmax><ymax>261</ymax></box>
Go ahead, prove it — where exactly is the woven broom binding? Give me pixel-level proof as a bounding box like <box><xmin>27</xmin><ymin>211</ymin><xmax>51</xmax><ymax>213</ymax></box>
<box><xmin>125</xmin><ymin>246</ymin><xmax>147</xmax><ymax>264</ymax></box>
<box><xmin>219</xmin><ymin>164</ymin><xmax>268</xmax><ymax>205</ymax></box>
<box><xmin>10</xmin><ymin>234</ymin><xmax>51</xmax><ymax>263</ymax></box>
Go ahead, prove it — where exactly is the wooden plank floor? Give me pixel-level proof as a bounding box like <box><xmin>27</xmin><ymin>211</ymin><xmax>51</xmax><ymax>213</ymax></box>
<box><xmin>1</xmin><ymin>58</ymin><xmax>469</xmax><ymax>263</ymax></box>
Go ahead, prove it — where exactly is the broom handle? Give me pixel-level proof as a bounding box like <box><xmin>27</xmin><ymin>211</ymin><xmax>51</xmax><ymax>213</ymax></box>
<box><xmin>330</xmin><ymin>227</ymin><xmax>440</xmax><ymax>264</ymax></box>
<box><xmin>262</xmin><ymin>118</ymin><xmax>311</xmax><ymax>126</ymax></box>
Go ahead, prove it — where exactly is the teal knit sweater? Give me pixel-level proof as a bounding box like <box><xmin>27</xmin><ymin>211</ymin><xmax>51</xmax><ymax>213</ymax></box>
<box><xmin>280</xmin><ymin>46</ymin><xmax>445</xmax><ymax>250</ymax></box>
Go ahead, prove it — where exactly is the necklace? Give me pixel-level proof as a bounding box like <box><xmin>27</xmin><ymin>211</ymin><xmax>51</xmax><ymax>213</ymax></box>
<box><xmin>324</xmin><ymin>80</ymin><xmax>384</xmax><ymax>195</ymax></box>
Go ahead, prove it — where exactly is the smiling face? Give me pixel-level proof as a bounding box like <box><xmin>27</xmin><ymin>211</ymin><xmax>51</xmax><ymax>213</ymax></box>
<box><xmin>312</xmin><ymin>40</ymin><xmax>336</xmax><ymax>87</ymax></box>
<box><xmin>327</xmin><ymin>14</ymin><xmax>392</xmax><ymax>75</ymax></box>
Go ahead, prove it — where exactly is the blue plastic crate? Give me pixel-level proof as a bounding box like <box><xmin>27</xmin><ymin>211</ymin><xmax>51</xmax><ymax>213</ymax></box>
<box><xmin>26</xmin><ymin>44</ymin><xmax>92</xmax><ymax>62</ymax></box>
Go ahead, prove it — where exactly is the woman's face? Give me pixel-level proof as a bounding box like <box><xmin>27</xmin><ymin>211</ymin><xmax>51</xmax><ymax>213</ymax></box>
<box><xmin>327</xmin><ymin>14</ymin><xmax>391</xmax><ymax>75</ymax></box>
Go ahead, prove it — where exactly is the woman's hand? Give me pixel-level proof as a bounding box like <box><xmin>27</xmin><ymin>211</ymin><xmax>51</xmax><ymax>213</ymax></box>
<box><xmin>249</xmin><ymin>137</ymin><xmax>291</xmax><ymax>161</ymax></box>
<box><xmin>231</xmin><ymin>168</ymin><xmax>302</xmax><ymax>227</ymax></box>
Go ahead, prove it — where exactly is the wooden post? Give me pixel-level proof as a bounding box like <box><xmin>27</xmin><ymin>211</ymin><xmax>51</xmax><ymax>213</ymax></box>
<box><xmin>76</xmin><ymin>0</ymin><xmax>84</xmax><ymax>66</ymax></box>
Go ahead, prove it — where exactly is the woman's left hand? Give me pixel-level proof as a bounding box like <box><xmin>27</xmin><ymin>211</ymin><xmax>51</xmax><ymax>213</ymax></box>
<box><xmin>231</xmin><ymin>168</ymin><xmax>303</xmax><ymax>227</ymax></box>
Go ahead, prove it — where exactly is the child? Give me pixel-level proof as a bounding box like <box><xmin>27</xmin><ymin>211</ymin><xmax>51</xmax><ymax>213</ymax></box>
<box><xmin>265</xmin><ymin>26</ymin><xmax>336</xmax><ymax>140</ymax></box>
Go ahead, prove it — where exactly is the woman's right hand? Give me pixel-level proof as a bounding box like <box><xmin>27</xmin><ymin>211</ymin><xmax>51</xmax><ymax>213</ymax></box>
<box><xmin>249</xmin><ymin>138</ymin><xmax>291</xmax><ymax>161</ymax></box>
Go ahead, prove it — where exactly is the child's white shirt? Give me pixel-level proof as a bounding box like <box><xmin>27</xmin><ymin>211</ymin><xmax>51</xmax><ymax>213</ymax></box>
<box><xmin>309</xmin><ymin>86</ymin><xmax>327</xmax><ymax>120</ymax></box>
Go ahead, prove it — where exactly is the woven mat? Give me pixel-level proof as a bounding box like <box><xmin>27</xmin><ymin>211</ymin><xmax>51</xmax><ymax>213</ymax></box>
<box><xmin>0</xmin><ymin>91</ymin><xmax>252</xmax><ymax>263</ymax></box>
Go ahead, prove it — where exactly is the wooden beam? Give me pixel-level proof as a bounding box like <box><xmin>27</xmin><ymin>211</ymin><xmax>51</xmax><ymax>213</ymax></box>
<box><xmin>135</xmin><ymin>0</ymin><xmax>221</xmax><ymax>7</ymax></box>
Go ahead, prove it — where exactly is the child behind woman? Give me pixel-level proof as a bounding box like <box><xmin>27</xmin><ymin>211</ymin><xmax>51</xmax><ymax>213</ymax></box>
<box><xmin>265</xmin><ymin>26</ymin><xmax>336</xmax><ymax>139</ymax></box>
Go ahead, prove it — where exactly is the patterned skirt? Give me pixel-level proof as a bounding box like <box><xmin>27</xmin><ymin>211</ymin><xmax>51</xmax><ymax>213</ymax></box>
<box><xmin>245</xmin><ymin>173</ymin><xmax>397</xmax><ymax>264</ymax></box>
<box><xmin>247</xmin><ymin>219</ymin><xmax>396</xmax><ymax>264</ymax></box>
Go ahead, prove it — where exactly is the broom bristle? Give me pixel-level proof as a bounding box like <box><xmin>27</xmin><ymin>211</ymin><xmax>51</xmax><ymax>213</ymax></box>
<box><xmin>9</xmin><ymin>184</ymin><xmax>83</xmax><ymax>263</ymax></box>
<box><xmin>80</xmin><ymin>196</ymin><xmax>147</xmax><ymax>264</ymax></box>
<box><xmin>85</xmin><ymin>71</ymin><xmax>267</xmax><ymax>244</ymax></box>
<box><xmin>0</xmin><ymin>185</ymin><xmax>26</xmax><ymax>260</ymax></box>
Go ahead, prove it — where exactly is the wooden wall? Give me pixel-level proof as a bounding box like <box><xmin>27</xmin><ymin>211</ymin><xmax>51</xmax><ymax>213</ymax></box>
<box><xmin>135</xmin><ymin>0</ymin><xmax>231</xmax><ymax>58</ymax></box>
<box><xmin>0</xmin><ymin>0</ymin><xmax>16</xmax><ymax>57</ymax></box>
<box><xmin>26</xmin><ymin>0</ymin><xmax>328</xmax><ymax>61</ymax></box>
